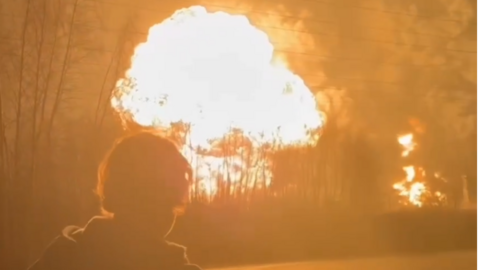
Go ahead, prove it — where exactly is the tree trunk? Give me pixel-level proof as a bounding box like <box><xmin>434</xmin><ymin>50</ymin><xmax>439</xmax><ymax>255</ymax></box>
<box><xmin>0</xmin><ymin>85</ymin><xmax>7</xmax><ymax>269</ymax></box>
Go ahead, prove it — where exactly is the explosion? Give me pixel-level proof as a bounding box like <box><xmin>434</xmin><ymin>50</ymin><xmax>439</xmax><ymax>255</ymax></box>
<box><xmin>393</xmin><ymin>133</ymin><xmax>446</xmax><ymax>207</ymax></box>
<box><xmin>111</xmin><ymin>6</ymin><xmax>325</xmax><ymax>198</ymax></box>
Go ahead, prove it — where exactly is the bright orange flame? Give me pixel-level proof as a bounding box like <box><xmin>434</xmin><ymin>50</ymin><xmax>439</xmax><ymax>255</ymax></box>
<box><xmin>111</xmin><ymin>6</ymin><xmax>325</xmax><ymax>198</ymax></box>
<box><xmin>393</xmin><ymin>133</ymin><xmax>425</xmax><ymax>206</ymax></box>
<box><xmin>393</xmin><ymin>133</ymin><xmax>446</xmax><ymax>207</ymax></box>
<box><xmin>394</xmin><ymin>166</ymin><xmax>425</xmax><ymax>207</ymax></box>
<box><xmin>404</xmin><ymin>165</ymin><xmax>415</xmax><ymax>182</ymax></box>
<box><xmin>398</xmin><ymin>133</ymin><xmax>415</xmax><ymax>157</ymax></box>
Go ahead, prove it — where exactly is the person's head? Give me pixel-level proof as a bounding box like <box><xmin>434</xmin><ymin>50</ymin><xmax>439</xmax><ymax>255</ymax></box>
<box><xmin>97</xmin><ymin>131</ymin><xmax>191</xmax><ymax>236</ymax></box>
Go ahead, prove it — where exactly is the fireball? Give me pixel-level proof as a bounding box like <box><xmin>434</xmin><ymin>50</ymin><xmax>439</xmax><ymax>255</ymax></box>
<box><xmin>111</xmin><ymin>6</ymin><xmax>325</xmax><ymax>198</ymax></box>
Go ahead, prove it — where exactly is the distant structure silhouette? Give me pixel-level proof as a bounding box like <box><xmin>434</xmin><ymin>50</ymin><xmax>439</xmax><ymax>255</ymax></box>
<box><xmin>28</xmin><ymin>131</ymin><xmax>201</xmax><ymax>270</ymax></box>
<box><xmin>461</xmin><ymin>175</ymin><xmax>476</xmax><ymax>209</ymax></box>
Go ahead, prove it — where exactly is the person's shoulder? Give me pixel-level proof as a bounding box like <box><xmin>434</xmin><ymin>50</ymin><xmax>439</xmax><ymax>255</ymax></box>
<box><xmin>183</xmin><ymin>263</ymin><xmax>203</xmax><ymax>270</ymax></box>
<box><xmin>164</xmin><ymin>241</ymin><xmax>203</xmax><ymax>270</ymax></box>
<box><xmin>28</xmin><ymin>225</ymin><xmax>85</xmax><ymax>270</ymax></box>
<box><xmin>47</xmin><ymin>224</ymin><xmax>85</xmax><ymax>254</ymax></box>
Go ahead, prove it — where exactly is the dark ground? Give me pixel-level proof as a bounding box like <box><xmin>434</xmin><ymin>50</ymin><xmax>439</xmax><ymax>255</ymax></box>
<box><xmin>211</xmin><ymin>251</ymin><xmax>477</xmax><ymax>270</ymax></box>
<box><xmin>175</xmin><ymin>207</ymin><xmax>477</xmax><ymax>267</ymax></box>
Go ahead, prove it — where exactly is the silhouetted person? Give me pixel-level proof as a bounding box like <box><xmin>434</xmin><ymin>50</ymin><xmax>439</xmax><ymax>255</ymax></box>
<box><xmin>28</xmin><ymin>131</ymin><xmax>201</xmax><ymax>270</ymax></box>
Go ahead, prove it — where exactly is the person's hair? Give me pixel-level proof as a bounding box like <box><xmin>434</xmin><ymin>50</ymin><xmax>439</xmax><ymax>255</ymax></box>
<box><xmin>96</xmin><ymin>131</ymin><xmax>192</xmax><ymax>217</ymax></box>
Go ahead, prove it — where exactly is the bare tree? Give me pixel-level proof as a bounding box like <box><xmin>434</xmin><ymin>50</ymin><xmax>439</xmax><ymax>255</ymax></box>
<box><xmin>0</xmin><ymin>0</ymin><xmax>134</xmax><ymax>266</ymax></box>
<box><xmin>0</xmin><ymin>77</ymin><xmax>8</xmax><ymax>270</ymax></box>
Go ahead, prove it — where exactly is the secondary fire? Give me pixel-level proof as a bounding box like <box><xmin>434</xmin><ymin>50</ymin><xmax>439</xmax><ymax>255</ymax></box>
<box><xmin>393</xmin><ymin>133</ymin><xmax>445</xmax><ymax>207</ymax></box>
<box><xmin>398</xmin><ymin>133</ymin><xmax>415</xmax><ymax>157</ymax></box>
<box><xmin>111</xmin><ymin>6</ymin><xmax>325</xmax><ymax>198</ymax></box>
